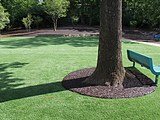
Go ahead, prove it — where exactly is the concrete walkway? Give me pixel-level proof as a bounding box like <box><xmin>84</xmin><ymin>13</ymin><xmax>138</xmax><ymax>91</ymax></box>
<box><xmin>122</xmin><ymin>38</ymin><xmax>160</xmax><ymax>47</ymax></box>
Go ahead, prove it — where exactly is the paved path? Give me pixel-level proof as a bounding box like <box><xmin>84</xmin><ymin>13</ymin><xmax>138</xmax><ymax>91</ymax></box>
<box><xmin>122</xmin><ymin>38</ymin><xmax>160</xmax><ymax>47</ymax></box>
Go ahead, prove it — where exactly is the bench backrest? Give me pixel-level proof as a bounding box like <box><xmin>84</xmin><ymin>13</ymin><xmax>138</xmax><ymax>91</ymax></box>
<box><xmin>127</xmin><ymin>49</ymin><xmax>153</xmax><ymax>69</ymax></box>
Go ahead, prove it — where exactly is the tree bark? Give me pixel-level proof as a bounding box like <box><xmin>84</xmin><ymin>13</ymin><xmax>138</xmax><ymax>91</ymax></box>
<box><xmin>89</xmin><ymin>3</ymin><xmax>93</xmax><ymax>26</ymax></box>
<box><xmin>81</xmin><ymin>0</ymin><xmax>85</xmax><ymax>25</ymax></box>
<box><xmin>52</xmin><ymin>16</ymin><xmax>58</xmax><ymax>31</ymax></box>
<box><xmin>83</xmin><ymin>0</ymin><xmax>125</xmax><ymax>86</ymax></box>
<box><xmin>53</xmin><ymin>20</ymin><xmax>57</xmax><ymax>31</ymax></box>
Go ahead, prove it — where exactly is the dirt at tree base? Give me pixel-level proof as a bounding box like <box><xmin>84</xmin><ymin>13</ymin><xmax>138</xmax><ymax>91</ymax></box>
<box><xmin>62</xmin><ymin>67</ymin><xmax>156</xmax><ymax>99</ymax></box>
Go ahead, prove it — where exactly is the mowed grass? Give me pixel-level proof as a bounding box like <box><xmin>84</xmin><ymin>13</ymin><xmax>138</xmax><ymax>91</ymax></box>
<box><xmin>0</xmin><ymin>36</ymin><xmax>160</xmax><ymax>120</ymax></box>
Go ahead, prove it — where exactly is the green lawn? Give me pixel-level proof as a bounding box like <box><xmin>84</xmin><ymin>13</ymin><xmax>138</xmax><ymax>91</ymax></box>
<box><xmin>0</xmin><ymin>36</ymin><xmax>160</xmax><ymax>120</ymax></box>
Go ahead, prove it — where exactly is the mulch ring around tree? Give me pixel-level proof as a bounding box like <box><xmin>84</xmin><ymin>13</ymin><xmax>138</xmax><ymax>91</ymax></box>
<box><xmin>62</xmin><ymin>67</ymin><xmax>157</xmax><ymax>99</ymax></box>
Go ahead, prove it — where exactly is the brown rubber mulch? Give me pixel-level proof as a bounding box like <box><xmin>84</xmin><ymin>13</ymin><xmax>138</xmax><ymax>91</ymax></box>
<box><xmin>62</xmin><ymin>67</ymin><xmax>157</xmax><ymax>98</ymax></box>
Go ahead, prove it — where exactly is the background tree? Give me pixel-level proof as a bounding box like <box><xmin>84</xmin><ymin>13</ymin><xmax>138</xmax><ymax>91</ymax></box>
<box><xmin>42</xmin><ymin>0</ymin><xmax>70</xmax><ymax>31</ymax></box>
<box><xmin>82</xmin><ymin>0</ymin><xmax>100</xmax><ymax>25</ymax></box>
<box><xmin>1</xmin><ymin>0</ymin><xmax>159</xmax><ymax>29</ymax></box>
<box><xmin>33</xmin><ymin>16</ymin><xmax>43</xmax><ymax>29</ymax></box>
<box><xmin>22</xmin><ymin>14</ymin><xmax>33</xmax><ymax>33</ymax></box>
<box><xmin>1</xmin><ymin>0</ymin><xmax>38</xmax><ymax>28</ymax></box>
<box><xmin>67</xmin><ymin>0</ymin><xmax>81</xmax><ymax>25</ymax></box>
<box><xmin>68</xmin><ymin>0</ymin><xmax>100</xmax><ymax>25</ymax></box>
<box><xmin>0</xmin><ymin>3</ymin><xmax>10</xmax><ymax>30</ymax></box>
<box><xmin>123</xmin><ymin>0</ymin><xmax>160</xmax><ymax>28</ymax></box>
<box><xmin>83</xmin><ymin>0</ymin><xmax>126</xmax><ymax>86</ymax></box>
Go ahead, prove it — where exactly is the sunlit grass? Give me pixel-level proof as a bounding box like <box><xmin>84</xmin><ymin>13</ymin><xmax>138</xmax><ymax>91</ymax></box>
<box><xmin>0</xmin><ymin>37</ymin><xmax>160</xmax><ymax>120</ymax></box>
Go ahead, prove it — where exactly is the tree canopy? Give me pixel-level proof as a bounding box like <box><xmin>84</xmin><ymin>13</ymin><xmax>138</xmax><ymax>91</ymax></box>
<box><xmin>123</xmin><ymin>0</ymin><xmax>160</xmax><ymax>28</ymax></box>
<box><xmin>1</xmin><ymin>0</ymin><xmax>160</xmax><ymax>29</ymax></box>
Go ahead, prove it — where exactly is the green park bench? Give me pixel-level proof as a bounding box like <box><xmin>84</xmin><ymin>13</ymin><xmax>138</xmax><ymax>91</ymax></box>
<box><xmin>127</xmin><ymin>49</ymin><xmax>160</xmax><ymax>84</ymax></box>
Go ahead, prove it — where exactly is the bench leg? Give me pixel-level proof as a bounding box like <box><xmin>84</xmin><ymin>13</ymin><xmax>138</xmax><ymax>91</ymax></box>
<box><xmin>133</xmin><ymin>62</ymin><xmax>135</xmax><ymax>67</ymax></box>
<box><xmin>155</xmin><ymin>75</ymin><xmax>159</xmax><ymax>84</ymax></box>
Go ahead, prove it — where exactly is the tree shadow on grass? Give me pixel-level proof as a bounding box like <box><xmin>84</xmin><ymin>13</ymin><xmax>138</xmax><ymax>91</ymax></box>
<box><xmin>0</xmin><ymin>37</ymin><xmax>99</xmax><ymax>49</ymax></box>
<box><xmin>0</xmin><ymin>81</ymin><xmax>66</xmax><ymax>103</ymax></box>
<box><xmin>0</xmin><ymin>62</ymin><xmax>28</xmax><ymax>91</ymax></box>
<box><xmin>0</xmin><ymin>62</ymin><xmax>66</xmax><ymax>103</ymax></box>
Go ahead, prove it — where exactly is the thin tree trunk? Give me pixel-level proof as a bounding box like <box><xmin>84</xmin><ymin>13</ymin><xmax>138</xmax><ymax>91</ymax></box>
<box><xmin>28</xmin><ymin>26</ymin><xmax>31</xmax><ymax>34</ymax></box>
<box><xmin>0</xmin><ymin>30</ymin><xmax>2</xmax><ymax>41</ymax></box>
<box><xmin>89</xmin><ymin>3</ymin><xmax>93</xmax><ymax>26</ymax></box>
<box><xmin>53</xmin><ymin>21</ymin><xmax>57</xmax><ymax>31</ymax></box>
<box><xmin>83</xmin><ymin>0</ymin><xmax>125</xmax><ymax>86</ymax></box>
<box><xmin>52</xmin><ymin>16</ymin><xmax>57</xmax><ymax>31</ymax></box>
<box><xmin>81</xmin><ymin>0</ymin><xmax>85</xmax><ymax>24</ymax></box>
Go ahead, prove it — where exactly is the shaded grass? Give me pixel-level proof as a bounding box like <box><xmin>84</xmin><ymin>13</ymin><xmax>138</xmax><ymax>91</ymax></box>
<box><xmin>0</xmin><ymin>37</ymin><xmax>98</xmax><ymax>48</ymax></box>
<box><xmin>0</xmin><ymin>36</ymin><xmax>160</xmax><ymax>120</ymax></box>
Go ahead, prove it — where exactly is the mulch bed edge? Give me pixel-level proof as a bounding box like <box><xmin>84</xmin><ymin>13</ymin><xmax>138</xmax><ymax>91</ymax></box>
<box><xmin>62</xmin><ymin>67</ymin><xmax>156</xmax><ymax>99</ymax></box>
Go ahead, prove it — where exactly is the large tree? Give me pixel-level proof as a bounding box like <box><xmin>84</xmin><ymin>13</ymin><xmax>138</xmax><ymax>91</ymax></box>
<box><xmin>83</xmin><ymin>0</ymin><xmax>126</xmax><ymax>86</ymax></box>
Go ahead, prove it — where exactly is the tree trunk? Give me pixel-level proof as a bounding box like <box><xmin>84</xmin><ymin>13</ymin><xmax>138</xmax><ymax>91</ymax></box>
<box><xmin>81</xmin><ymin>0</ymin><xmax>85</xmax><ymax>25</ymax></box>
<box><xmin>52</xmin><ymin>16</ymin><xmax>57</xmax><ymax>31</ymax></box>
<box><xmin>89</xmin><ymin>3</ymin><xmax>93</xmax><ymax>26</ymax></box>
<box><xmin>83</xmin><ymin>0</ymin><xmax>125</xmax><ymax>86</ymax></box>
<box><xmin>53</xmin><ymin>21</ymin><xmax>57</xmax><ymax>31</ymax></box>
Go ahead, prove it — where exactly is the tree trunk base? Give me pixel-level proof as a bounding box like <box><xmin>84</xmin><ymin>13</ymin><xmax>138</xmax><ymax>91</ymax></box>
<box><xmin>82</xmin><ymin>67</ymin><xmax>128</xmax><ymax>87</ymax></box>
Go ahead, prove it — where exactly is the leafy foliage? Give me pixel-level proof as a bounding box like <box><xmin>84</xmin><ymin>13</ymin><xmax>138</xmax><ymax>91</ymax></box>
<box><xmin>68</xmin><ymin>0</ymin><xmax>100</xmax><ymax>25</ymax></box>
<box><xmin>123</xmin><ymin>0</ymin><xmax>160</xmax><ymax>28</ymax></box>
<box><xmin>1</xmin><ymin>0</ymin><xmax>160</xmax><ymax>29</ymax></box>
<box><xmin>22</xmin><ymin>14</ymin><xmax>33</xmax><ymax>32</ymax></box>
<box><xmin>0</xmin><ymin>3</ymin><xmax>10</xmax><ymax>30</ymax></box>
<box><xmin>33</xmin><ymin>16</ymin><xmax>43</xmax><ymax>29</ymax></box>
<box><xmin>1</xmin><ymin>0</ymin><xmax>39</xmax><ymax>27</ymax></box>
